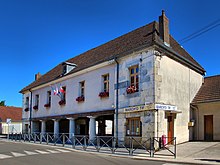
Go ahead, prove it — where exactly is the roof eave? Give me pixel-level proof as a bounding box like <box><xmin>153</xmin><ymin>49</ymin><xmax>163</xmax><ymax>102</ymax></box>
<box><xmin>191</xmin><ymin>99</ymin><xmax>220</xmax><ymax>105</ymax></box>
<box><xmin>154</xmin><ymin>40</ymin><xmax>206</xmax><ymax>75</ymax></box>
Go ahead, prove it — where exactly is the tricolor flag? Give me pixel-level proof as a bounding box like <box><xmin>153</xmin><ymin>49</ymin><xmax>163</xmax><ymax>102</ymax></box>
<box><xmin>53</xmin><ymin>87</ymin><xmax>59</xmax><ymax>95</ymax></box>
<box><xmin>59</xmin><ymin>86</ymin><xmax>65</xmax><ymax>93</ymax></box>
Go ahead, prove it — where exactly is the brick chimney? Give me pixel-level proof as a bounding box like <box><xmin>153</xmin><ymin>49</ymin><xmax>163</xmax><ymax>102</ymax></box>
<box><xmin>159</xmin><ymin>10</ymin><xmax>170</xmax><ymax>46</ymax></box>
<box><xmin>35</xmin><ymin>72</ymin><xmax>41</xmax><ymax>81</ymax></box>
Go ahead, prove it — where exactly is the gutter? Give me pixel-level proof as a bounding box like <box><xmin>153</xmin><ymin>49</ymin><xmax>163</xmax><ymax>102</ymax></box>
<box><xmin>29</xmin><ymin>89</ymin><xmax>32</xmax><ymax>134</ymax></box>
<box><xmin>114</xmin><ymin>57</ymin><xmax>119</xmax><ymax>140</ymax></box>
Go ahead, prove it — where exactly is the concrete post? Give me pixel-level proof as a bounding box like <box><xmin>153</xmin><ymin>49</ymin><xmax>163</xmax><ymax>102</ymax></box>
<box><xmin>40</xmin><ymin>120</ymin><xmax>46</xmax><ymax>135</ymax></box>
<box><xmin>31</xmin><ymin>121</ymin><xmax>35</xmax><ymax>134</ymax></box>
<box><xmin>88</xmin><ymin>116</ymin><xmax>96</xmax><ymax>141</ymax></box>
<box><xmin>53</xmin><ymin>119</ymin><xmax>59</xmax><ymax>137</ymax></box>
<box><xmin>68</xmin><ymin>118</ymin><xmax>75</xmax><ymax>138</ymax></box>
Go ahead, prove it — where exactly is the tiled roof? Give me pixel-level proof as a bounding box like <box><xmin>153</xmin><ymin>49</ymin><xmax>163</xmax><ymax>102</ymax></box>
<box><xmin>0</xmin><ymin>106</ymin><xmax>22</xmax><ymax>122</ymax></box>
<box><xmin>192</xmin><ymin>75</ymin><xmax>220</xmax><ymax>104</ymax></box>
<box><xmin>20</xmin><ymin>21</ymin><xmax>205</xmax><ymax>93</ymax></box>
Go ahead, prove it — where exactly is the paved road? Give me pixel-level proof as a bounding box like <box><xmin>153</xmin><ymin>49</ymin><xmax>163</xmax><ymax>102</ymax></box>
<box><xmin>0</xmin><ymin>140</ymin><xmax>183</xmax><ymax>165</ymax></box>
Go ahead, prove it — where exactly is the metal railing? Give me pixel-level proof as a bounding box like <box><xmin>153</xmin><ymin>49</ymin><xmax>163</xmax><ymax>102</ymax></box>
<box><xmin>7</xmin><ymin>133</ymin><xmax>176</xmax><ymax>158</ymax></box>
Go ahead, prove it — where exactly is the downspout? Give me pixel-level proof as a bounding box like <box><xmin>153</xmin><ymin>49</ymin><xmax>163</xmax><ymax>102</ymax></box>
<box><xmin>29</xmin><ymin>89</ymin><xmax>32</xmax><ymax>134</ymax></box>
<box><xmin>114</xmin><ymin>57</ymin><xmax>119</xmax><ymax>140</ymax></box>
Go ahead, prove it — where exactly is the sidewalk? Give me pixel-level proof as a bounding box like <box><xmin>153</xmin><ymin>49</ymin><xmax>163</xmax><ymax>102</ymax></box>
<box><xmin>127</xmin><ymin>141</ymin><xmax>220</xmax><ymax>165</ymax></box>
<box><xmin>61</xmin><ymin>141</ymin><xmax>220</xmax><ymax>164</ymax></box>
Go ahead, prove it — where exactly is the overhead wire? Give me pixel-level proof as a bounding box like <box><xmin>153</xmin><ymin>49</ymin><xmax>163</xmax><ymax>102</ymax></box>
<box><xmin>178</xmin><ymin>19</ymin><xmax>220</xmax><ymax>44</ymax></box>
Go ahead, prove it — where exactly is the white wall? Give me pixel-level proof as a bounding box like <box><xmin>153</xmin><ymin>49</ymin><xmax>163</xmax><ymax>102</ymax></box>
<box><xmin>1</xmin><ymin>122</ymin><xmax>22</xmax><ymax>134</ymax></box>
<box><xmin>23</xmin><ymin>64</ymin><xmax>115</xmax><ymax>119</ymax></box>
<box><xmin>196</xmin><ymin>102</ymin><xmax>220</xmax><ymax>141</ymax></box>
<box><xmin>155</xmin><ymin>55</ymin><xmax>203</xmax><ymax>143</ymax></box>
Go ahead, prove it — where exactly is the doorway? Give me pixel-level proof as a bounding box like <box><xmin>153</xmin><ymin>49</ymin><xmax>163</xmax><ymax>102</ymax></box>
<box><xmin>204</xmin><ymin>115</ymin><xmax>213</xmax><ymax>141</ymax></box>
<box><xmin>167</xmin><ymin>114</ymin><xmax>174</xmax><ymax>144</ymax></box>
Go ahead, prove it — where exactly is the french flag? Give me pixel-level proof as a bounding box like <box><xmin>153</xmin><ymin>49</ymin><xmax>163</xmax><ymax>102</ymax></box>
<box><xmin>53</xmin><ymin>87</ymin><xmax>59</xmax><ymax>95</ymax></box>
<box><xmin>59</xmin><ymin>86</ymin><xmax>65</xmax><ymax>93</ymax></box>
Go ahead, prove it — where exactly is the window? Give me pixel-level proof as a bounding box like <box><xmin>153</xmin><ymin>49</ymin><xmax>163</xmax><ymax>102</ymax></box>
<box><xmin>61</xmin><ymin>86</ymin><xmax>66</xmax><ymax>101</ymax></box>
<box><xmin>35</xmin><ymin>94</ymin><xmax>39</xmax><ymax>106</ymax></box>
<box><xmin>33</xmin><ymin>94</ymin><xmax>39</xmax><ymax>110</ymax></box>
<box><xmin>47</xmin><ymin>91</ymin><xmax>51</xmax><ymax>104</ymax></box>
<box><xmin>80</xmin><ymin>81</ymin><xmax>85</xmax><ymax>96</ymax></box>
<box><xmin>76</xmin><ymin>82</ymin><xmax>85</xmax><ymax>102</ymax></box>
<box><xmin>126</xmin><ymin>117</ymin><xmax>142</xmax><ymax>136</ymax></box>
<box><xmin>129</xmin><ymin>65</ymin><xmax>139</xmax><ymax>89</ymax></box>
<box><xmin>24</xmin><ymin>97</ymin><xmax>29</xmax><ymax>111</ymax></box>
<box><xmin>25</xmin><ymin>97</ymin><xmax>29</xmax><ymax>108</ymax></box>
<box><xmin>103</xmin><ymin>74</ymin><xmax>109</xmax><ymax>92</ymax></box>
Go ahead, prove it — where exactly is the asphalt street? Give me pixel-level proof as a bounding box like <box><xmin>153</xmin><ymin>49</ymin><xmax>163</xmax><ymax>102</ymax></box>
<box><xmin>0</xmin><ymin>140</ymin><xmax>184</xmax><ymax>165</ymax></box>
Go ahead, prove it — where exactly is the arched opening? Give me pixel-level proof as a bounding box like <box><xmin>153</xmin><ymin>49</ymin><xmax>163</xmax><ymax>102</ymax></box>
<box><xmin>46</xmin><ymin>120</ymin><xmax>54</xmax><ymax>134</ymax></box>
<box><xmin>32</xmin><ymin>121</ymin><xmax>41</xmax><ymax>133</ymax></box>
<box><xmin>75</xmin><ymin>117</ymin><xmax>89</xmax><ymax>135</ymax></box>
<box><xmin>59</xmin><ymin>119</ymin><xmax>69</xmax><ymax>134</ymax></box>
<box><xmin>96</xmin><ymin>115</ymin><xmax>114</xmax><ymax>136</ymax></box>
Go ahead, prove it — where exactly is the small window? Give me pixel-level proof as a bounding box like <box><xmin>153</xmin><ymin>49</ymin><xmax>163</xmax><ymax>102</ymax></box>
<box><xmin>61</xmin><ymin>86</ymin><xmax>66</xmax><ymax>101</ymax></box>
<box><xmin>126</xmin><ymin>117</ymin><xmax>142</xmax><ymax>136</ymax></box>
<box><xmin>80</xmin><ymin>81</ymin><xmax>85</xmax><ymax>96</ymax></box>
<box><xmin>35</xmin><ymin>94</ymin><xmax>39</xmax><ymax>106</ymax></box>
<box><xmin>25</xmin><ymin>97</ymin><xmax>29</xmax><ymax>108</ymax></box>
<box><xmin>103</xmin><ymin>74</ymin><xmax>109</xmax><ymax>92</ymax></box>
<box><xmin>47</xmin><ymin>91</ymin><xmax>51</xmax><ymax>104</ymax></box>
<box><xmin>129</xmin><ymin>65</ymin><xmax>139</xmax><ymax>89</ymax></box>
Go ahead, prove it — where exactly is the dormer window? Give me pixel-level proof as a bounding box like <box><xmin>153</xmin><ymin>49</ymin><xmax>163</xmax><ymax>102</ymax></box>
<box><xmin>62</xmin><ymin>62</ymin><xmax>77</xmax><ymax>75</ymax></box>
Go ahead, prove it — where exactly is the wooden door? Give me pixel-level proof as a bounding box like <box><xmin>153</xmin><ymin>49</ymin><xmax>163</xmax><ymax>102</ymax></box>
<box><xmin>204</xmin><ymin>115</ymin><xmax>213</xmax><ymax>141</ymax></box>
<box><xmin>167</xmin><ymin>115</ymin><xmax>174</xmax><ymax>144</ymax></box>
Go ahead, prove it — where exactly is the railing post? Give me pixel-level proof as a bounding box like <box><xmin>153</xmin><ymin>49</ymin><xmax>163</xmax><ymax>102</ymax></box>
<box><xmin>40</xmin><ymin>133</ymin><xmax>42</xmax><ymax>144</ymax></box>
<box><xmin>174</xmin><ymin>137</ymin><xmax>176</xmax><ymax>159</ymax></box>
<box><xmin>72</xmin><ymin>135</ymin><xmax>75</xmax><ymax>149</ymax></box>
<box><xmin>150</xmin><ymin>137</ymin><xmax>154</xmax><ymax>157</ymax></box>
<box><xmin>129</xmin><ymin>137</ymin><xmax>133</xmax><ymax>155</ymax></box>
<box><xmin>97</xmin><ymin>136</ymin><xmax>100</xmax><ymax>152</ymax></box>
<box><xmin>112</xmin><ymin>137</ymin><xmax>116</xmax><ymax>154</ymax></box>
<box><xmin>54</xmin><ymin>134</ymin><xmax>57</xmax><ymax>146</ymax></box>
<box><xmin>34</xmin><ymin>133</ymin><xmax>36</xmax><ymax>143</ymax></box>
<box><xmin>83</xmin><ymin>136</ymin><xmax>87</xmax><ymax>151</ymax></box>
<box><xmin>46</xmin><ymin>133</ymin><xmax>49</xmax><ymax>145</ymax></box>
<box><xmin>19</xmin><ymin>133</ymin><xmax>21</xmax><ymax>142</ymax></box>
<box><xmin>62</xmin><ymin>133</ymin><xmax>65</xmax><ymax>147</ymax></box>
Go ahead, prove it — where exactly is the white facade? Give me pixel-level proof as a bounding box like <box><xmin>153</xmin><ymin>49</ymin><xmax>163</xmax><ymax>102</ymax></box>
<box><xmin>155</xmin><ymin>54</ymin><xmax>203</xmax><ymax>143</ymax></box>
<box><xmin>1</xmin><ymin>122</ymin><xmax>22</xmax><ymax>134</ymax></box>
<box><xmin>22</xmin><ymin>47</ymin><xmax>204</xmax><ymax>144</ymax></box>
<box><xmin>31</xmin><ymin>64</ymin><xmax>114</xmax><ymax>118</ymax></box>
<box><xmin>21</xmin><ymin>12</ymin><xmax>205</xmax><ymax>144</ymax></box>
<box><xmin>22</xmin><ymin>62</ymin><xmax>115</xmax><ymax>136</ymax></box>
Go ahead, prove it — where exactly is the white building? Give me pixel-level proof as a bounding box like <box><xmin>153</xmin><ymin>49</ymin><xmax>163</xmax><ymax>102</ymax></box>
<box><xmin>0</xmin><ymin>106</ymin><xmax>22</xmax><ymax>134</ymax></box>
<box><xmin>20</xmin><ymin>11</ymin><xmax>205</xmax><ymax>144</ymax></box>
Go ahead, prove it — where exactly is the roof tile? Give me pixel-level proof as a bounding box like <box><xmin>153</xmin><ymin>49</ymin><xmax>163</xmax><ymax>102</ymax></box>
<box><xmin>192</xmin><ymin>75</ymin><xmax>220</xmax><ymax>103</ymax></box>
<box><xmin>0</xmin><ymin>106</ymin><xmax>22</xmax><ymax>122</ymax></box>
<box><xmin>20</xmin><ymin>21</ymin><xmax>205</xmax><ymax>93</ymax></box>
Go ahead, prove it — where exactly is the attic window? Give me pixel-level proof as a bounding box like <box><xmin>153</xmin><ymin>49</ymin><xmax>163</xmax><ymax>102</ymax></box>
<box><xmin>62</xmin><ymin>62</ymin><xmax>77</xmax><ymax>75</ymax></box>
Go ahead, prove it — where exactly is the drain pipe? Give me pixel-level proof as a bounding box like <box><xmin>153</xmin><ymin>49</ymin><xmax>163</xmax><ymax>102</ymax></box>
<box><xmin>29</xmin><ymin>89</ymin><xmax>32</xmax><ymax>134</ymax></box>
<box><xmin>114</xmin><ymin>57</ymin><xmax>119</xmax><ymax>140</ymax></box>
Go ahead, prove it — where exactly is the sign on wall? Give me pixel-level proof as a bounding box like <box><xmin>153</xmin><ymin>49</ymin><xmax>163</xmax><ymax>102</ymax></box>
<box><xmin>124</xmin><ymin>104</ymin><xmax>154</xmax><ymax>113</ymax></box>
<box><xmin>155</xmin><ymin>103</ymin><xmax>177</xmax><ymax>111</ymax></box>
<box><xmin>6</xmin><ymin>118</ymin><xmax>11</xmax><ymax>124</ymax></box>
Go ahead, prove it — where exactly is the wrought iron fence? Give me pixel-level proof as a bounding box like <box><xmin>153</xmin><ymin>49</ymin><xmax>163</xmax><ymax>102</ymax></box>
<box><xmin>7</xmin><ymin>133</ymin><xmax>176</xmax><ymax>158</ymax></box>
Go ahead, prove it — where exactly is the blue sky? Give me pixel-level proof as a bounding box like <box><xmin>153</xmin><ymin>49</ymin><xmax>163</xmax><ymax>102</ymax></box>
<box><xmin>0</xmin><ymin>0</ymin><xmax>219</xmax><ymax>107</ymax></box>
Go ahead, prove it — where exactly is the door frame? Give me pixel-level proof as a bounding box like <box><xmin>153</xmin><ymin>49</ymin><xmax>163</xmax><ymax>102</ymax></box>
<box><xmin>167</xmin><ymin>113</ymin><xmax>175</xmax><ymax>144</ymax></box>
<box><xmin>204</xmin><ymin>115</ymin><xmax>213</xmax><ymax>141</ymax></box>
